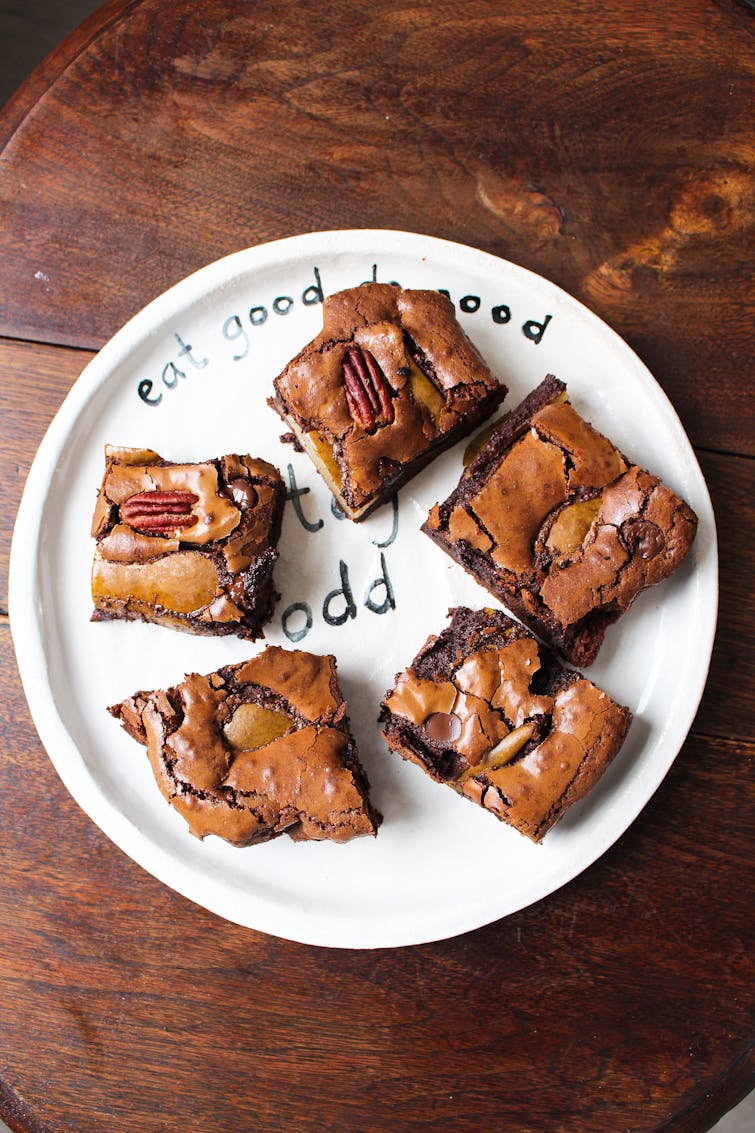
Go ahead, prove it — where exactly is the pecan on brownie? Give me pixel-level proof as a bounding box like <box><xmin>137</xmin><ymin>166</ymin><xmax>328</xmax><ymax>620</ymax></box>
<box><xmin>91</xmin><ymin>446</ymin><xmax>285</xmax><ymax>639</ymax></box>
<box><xmin>269</xmin><ymin>283</ymin><xmax>506</xmax><ymax>520</ymax></box>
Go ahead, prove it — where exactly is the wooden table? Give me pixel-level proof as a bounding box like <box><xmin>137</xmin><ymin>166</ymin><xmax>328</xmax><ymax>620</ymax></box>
<box><xmin>1</xmin><ymin>2</ymin><xmax>752</xmax><ymax>1130</ymax></box>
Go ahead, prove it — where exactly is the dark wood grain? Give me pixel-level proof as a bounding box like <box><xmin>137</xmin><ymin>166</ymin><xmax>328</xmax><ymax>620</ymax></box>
<box><xmin>0</xmin><ymin>2</ymin><xmax>753</xmax><ymax>1131</ymax></box>
<box><xmin>0</xmin><ymin>0</ymin><xmax>752</xmax><ymax>454</ymax></box>
<box><xmin>0</xmin><ymin>0</ymin><xmax>140</xmax><ymax>144</ymax></box>
<box><xmin>0</xmin><ymin>339</ymin><xmax>93</xmax><ymax>609</ymax></box>
<box><xmin>693</xmin><ymin>451</ymin><xmax>755</xmax><ymax>742</ymax></box>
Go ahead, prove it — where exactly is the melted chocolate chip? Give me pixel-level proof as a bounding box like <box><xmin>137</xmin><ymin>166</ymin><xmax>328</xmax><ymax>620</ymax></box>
<box><xmin>422</xmin><ymin>711</ymin><xmax>462</xmax><ymax>744</ymax></box>
<box><xmin>619</xmin><ymin>517</ymin><xmax>665</xmax><ymax>560</ymax></box>
<box><xmin>226</xmin><ymin>479</ymin><xmax>258</xmax><ymax>510</ymax></box>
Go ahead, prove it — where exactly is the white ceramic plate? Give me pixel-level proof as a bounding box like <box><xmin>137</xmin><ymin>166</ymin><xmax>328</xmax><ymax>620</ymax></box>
<box><xmin>9</xmin><ymin>230</ymin><xmax>717</xmax><ymax>949</ymax></box>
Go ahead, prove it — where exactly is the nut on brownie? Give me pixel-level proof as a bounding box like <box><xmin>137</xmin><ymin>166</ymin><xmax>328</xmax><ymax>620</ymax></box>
<box><xmin>91</xmin><ymin>446</ymin><xmax>285</xmax><ymax>639</ymax></box>
<box><xmin>269</xmin><ymin>283</ymin><xmax>506</xmax><ymax>520</ymax></box>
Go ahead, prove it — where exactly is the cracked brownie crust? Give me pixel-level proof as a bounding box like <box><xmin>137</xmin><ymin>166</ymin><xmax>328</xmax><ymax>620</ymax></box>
<box><xmin>91</xmin><ymin>446</ymin><xmax>285</xmax><ymax>640</ymax></box>
<box><xmin>269</xmin><ymin>282</ymin><xmax>506</xmax><ymax>520</ymax></box>
<box><xmin>423</xmin><ymin>377</ymin><xmax>698</xmax><ymax>665</ymax></box>
<box><xmin>380</xmin><ymin>607</ymin><xmax>632</xmax><ymax>841</ymax></box>
<box><xmin>110</xmin><ymin>646</ymin><xmax>381</xmax><ymax>846</ymax></box>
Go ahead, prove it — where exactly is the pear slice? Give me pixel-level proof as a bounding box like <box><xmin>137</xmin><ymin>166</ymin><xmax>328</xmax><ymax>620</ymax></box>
<box><xmin>223</xmin><ymin>703</ymin><xmax>294</xmax><ymax>752</ymax></box>
<box><xmin>458</xmin><ymin>721</ymin><xmax>536</xmax><ymax>782</ymax></box>
<box><xmin>546</xmin><ymin>497</ymin><xmax>602</xmax><ymax>554</ymax></box>
<box><xmin>407</xmin><ymin>357</ymin><xmax>445</xmax><ymax>421</ymax></box>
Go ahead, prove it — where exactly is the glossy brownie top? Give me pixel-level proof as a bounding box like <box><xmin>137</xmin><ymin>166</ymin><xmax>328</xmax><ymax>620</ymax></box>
<box><xmin>111</xmin><ymin>645</ymin><xmax>381</xmax><ymax>846</ymax></box>
<box><xmin>91</xmin><ymin>445</ymin><xmax>284</xmax><ymax>638</ymax></box>
<box><xmin>424</xmin><ymin>378</ymin><xmax>698</xmax><ymax>663</ymax></box>
<box><xmin>271</xmin><ymin>283</ymin><xmax>505</xmax><ymax>516</ymax></box>
<box><xmin>380</xmin><ymin>607</ymin><xmax>632</xmax><ymax>841</ymax></box>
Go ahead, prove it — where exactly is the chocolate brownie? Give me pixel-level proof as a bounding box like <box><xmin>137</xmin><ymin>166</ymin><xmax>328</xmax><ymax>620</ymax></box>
<box><xmin>380</xmin><ymin>607</ymin><xmax>632</xmax><ymax>841</ymax></box>
<box><xmin>269</xmin><ymin>283</ymin><xmax>506</xmax><ymax>520</ymax></box>
<box><xmin>111</xmin><ymin>646</ymin><xmax>381</xmax><ymax>845</ymax></box>
<box><xmin>91</xmin><ymin>446</ymin><xmax>285</xmax><ymax>639</ymax></box>
<box><xmin>423</xmin><ymin>377</ymin><xmax>698</xmax><ymax>665</ymax></box>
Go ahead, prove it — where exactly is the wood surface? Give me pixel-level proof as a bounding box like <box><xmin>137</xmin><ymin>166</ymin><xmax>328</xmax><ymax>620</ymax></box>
<box><xmin>0</xmin><ymin>1</ymin><xmax>753</xmax><ymax>1131</ymax></box>
<box><xmin>0</xmin><ymin>0</ymin><xmax>103</xmax><ymax>108</ymax></box>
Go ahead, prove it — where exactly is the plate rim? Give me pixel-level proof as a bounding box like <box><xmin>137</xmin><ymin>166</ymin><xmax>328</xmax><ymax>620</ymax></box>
<box><xmin>8</xmin><ymin>228</ymin><xmax>719</xmax><ymax>948</ymax></box>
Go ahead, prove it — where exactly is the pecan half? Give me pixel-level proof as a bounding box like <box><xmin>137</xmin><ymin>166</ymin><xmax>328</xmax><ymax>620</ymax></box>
<box><xmin>120</xmin><ymin>490</ymin><xmax>199</xmax><ymax>534</ymax></box>
<box><xmin>343</xmin><ymin>344</ymin><xmax>395</xmax><ymax>431</ymax></box>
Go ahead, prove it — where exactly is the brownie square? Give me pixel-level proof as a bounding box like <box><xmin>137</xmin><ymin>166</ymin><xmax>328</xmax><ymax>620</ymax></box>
<box><xmin>269</xmin><ymin>282</ymin><xmax>506</xmax><ymax>520</ymax></box>
<box><xmin>423</xmin><ymin>376</ymin><xmax>698</xmax><ymax>665</ymax></box>
<box><xmin>91</xmin><ymin>446</ymin><xmax>285</xmax><ymax>640</ymax></box>
<box><xmin>110</xmin><ymin>646</ymin><xmax>381</xmax><ymax>846</ymax></box>
<box><xmin>380</xmin><ymin>607</ymin><xmax>632</xmax><ymax>841</ymax></box>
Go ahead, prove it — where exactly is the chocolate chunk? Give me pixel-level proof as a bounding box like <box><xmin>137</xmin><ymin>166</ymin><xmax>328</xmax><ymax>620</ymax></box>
<box><xmin>422</xmin><ymin>711</ymin><xmax>462</xmax><ymax>744</ymax></box>
<box><xmin>619</xmin><ymin>517</ymin><xmax>665</xmax><ymax>560</ymax></box>
<box><xmin>225</xmin><ymin>478</ymin><xmax>258</xmax><ymax>511</ymax></box>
